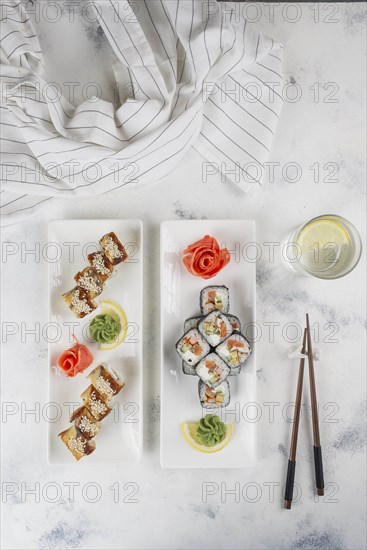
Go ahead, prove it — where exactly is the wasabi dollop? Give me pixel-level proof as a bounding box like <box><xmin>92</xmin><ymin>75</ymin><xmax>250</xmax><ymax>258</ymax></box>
<box><xmin>89</xmin><ymin>314</ymin><xmax>121</xmax><ymax>344</ymax></box>
<box><xmin>196</xmin><ymin>414</ymin><xmax>226</xmax><ymax>447</ymax></box>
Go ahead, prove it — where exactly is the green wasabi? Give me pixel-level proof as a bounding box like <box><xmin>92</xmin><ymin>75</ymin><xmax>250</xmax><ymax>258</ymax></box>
<box><xmin>195</xmin><ymin>414</ymin><xmax>226</xmax><ymax>447</ymax></box>
<box><xmin>89</xmin><ymin>314</ymin><xmax>121</xmax><ymax>344</ymax></box>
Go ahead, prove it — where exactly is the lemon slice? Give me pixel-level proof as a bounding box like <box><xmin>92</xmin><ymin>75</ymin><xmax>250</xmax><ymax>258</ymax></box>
<box><xmin>298</xmin><ymin>219</ymin><xmax>350</xmax><ymax>253</ymax></box>
<box><xmin>181</xmin><ymin>421</ymin><xmax>233</xmax><ymax>453</ymax></box>
<box><xmin>99</xmin><ymin>300</ymin><xmax>128</xmax><ymax>351</ymax></box>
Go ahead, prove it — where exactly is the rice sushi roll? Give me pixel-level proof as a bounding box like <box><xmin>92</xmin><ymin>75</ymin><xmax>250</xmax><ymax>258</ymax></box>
<box><xmin>199</xmin><ymin>379</ymin><xmax>230</xmax><ymax>408</ymax></box>
<box><xmin>198</xmin><ymin>311</ymin><xmax>233</xmax><ymax>347</ymax></box>
<box><xmin>182</xmin><ymin>361</ymin><xmax>197</xmax><ymax>376</ymax></box>
<box><xmin>200</xmin><ymin>286</ymin><xmax>229</xmax><ymax>315</ymax></box>
<box><xmin>216</xmin><ymin>333</ymin><xmax>252</xmax><ymax>374</ymax></box>
<box><xmin>196</xmin><ymin>353</ymin><xmax>230</xmax><ymax>388</ymax></box>
<box><xmin>227</xmin><ymin>314</ymin><xmax>241</xmax><ymax>332</ymax></box>
<box><xmin>184</xmin><ymin>316</ymin><xmax>202</xmax><ymax>332</ymax></box>
<box><xmin>176</xmin><ymin>329</ymin><xmax>210</xmax><ymax>367</ymax></box>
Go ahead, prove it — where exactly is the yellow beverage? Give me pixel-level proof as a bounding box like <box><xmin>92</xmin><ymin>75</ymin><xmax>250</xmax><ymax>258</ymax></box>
<box><xmin>285</xmin><ymin>215</ymin><xmax>362</xmax><ymax>279</ymax></box>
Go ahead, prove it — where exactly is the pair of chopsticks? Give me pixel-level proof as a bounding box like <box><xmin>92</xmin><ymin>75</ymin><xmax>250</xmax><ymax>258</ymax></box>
<box><xmin>284</xmin><ymin>314</ymin><xmax>324</xmax><ymax>509</ymax></box>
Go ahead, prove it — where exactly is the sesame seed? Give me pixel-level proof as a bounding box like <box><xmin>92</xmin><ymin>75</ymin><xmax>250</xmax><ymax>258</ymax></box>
<box><xmin>94</xmin><ymin>376</ymin><xmax>114</xmax><ymax>401</ymax></box>
<box><xmin>71</xmin><ymin>289</ymin><xmax>92</xmax><ymax>315</ymax></box>
<box><xmin>92</xmin><ymin>253</ymin><xmax>111</xmax><ymax>276</ymax></box>
<box><xmin>78</xmin><ymin>416</ymin><xmax>99</xmax><ymax>437</ymax></box>
<box><xmin>67</xmin><ymin>437</ymin><xmax>85</xmax><ymax>455</ymax></box>
<box><xmin>78</xmin><ymin>275</ymin><xmax>101</xmax><ymax>294</ymax></box>
<box><xmin>104</xmin><ymin>236</ymin><xmax>121</xmax><ymax>259</ymax></box>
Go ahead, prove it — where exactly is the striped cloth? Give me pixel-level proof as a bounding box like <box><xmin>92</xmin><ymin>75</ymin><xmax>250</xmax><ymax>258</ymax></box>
<box><xmin>0</xmin><ymin>0</ymin><xmax>283</xmax><ymax>225</ymax></box>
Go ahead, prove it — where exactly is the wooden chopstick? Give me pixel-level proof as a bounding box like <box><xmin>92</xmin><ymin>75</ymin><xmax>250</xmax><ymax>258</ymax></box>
<box><xmin>306</xmin><ymin>313</ymin><xmax>325</xmax><ymax>496</ymax></box>
<box><xmin>284</xmin><ymin>328</ymin><xmax>307</xmax><ymax>510</ymax></box>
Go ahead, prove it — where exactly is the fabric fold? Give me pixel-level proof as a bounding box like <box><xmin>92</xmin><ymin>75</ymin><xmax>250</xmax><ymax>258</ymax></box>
<box><xmin>0</xmin><ymin>0</ymin><xmax>283</xmax><ymax>225</ymax></box>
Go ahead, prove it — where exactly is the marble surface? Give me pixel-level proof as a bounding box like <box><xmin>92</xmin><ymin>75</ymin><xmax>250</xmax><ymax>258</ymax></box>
<box><xmin>1</xmin><ymin>3</ymin><xmax>366</xmax><ymax>549</ymax></box>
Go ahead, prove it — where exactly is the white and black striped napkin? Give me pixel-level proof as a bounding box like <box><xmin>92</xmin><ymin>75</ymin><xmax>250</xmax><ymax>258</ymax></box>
<box><xmin>0</xmin><ymin>0</ymin><xmax>283</xmax><ymax>224</ymax></box>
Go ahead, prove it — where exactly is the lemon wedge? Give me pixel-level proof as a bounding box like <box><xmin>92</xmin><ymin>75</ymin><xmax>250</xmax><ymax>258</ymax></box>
<box><xmin>99</xmin><ymin>300</ymin><xmax>128</xmax><ymax>351</ymax></box>
<box><xmin>298</xmin><ymin>219</ymin><xmax>350</xmax><ymax>253</ymax></box>
<box><xmin>181</xmin><ymin>421</ymin><xmax>233</xmax><ymax>453</ymax></box>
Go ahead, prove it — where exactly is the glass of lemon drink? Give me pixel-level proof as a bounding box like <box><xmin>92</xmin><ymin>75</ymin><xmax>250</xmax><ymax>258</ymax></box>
<box><xmin>285</xmin><ymin>215</ymin><xmax>362</xmax><ymax>279</ymax></box>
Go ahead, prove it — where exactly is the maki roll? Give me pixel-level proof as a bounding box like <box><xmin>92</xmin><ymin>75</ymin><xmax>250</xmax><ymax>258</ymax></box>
<box><xmin>88</xmin><ymin>251</ymin><xmax>114</xmax><ymax>282</ymax></box>
<box><xmin>216</xmin><ymin>333</ymin><xmax>252</xmax><ymax>374</ymax></box>
<box><xmin>74</xmin><ymin>266</ymin><xmax>104</xmax><ymax>299</ymax></box>
<box><xmin>70</xmin><ymin>405</ymin><xmax>101</xmax><ymax>440</ymax></box>
<box><xmin>182</xmin><ymin>361</ymin><xmax>197</xmax><ymax>376</ymax></box>
<box><xmin>59</xmin><ymin>425</ymin><xmax>96</xmax><ymax>461</ymax></box>
<box><xmin>88</xmin><ymin>364</ymin><xmax>124</xmax><ymax>402</ymax></box>
<box><xmin>184</xmin><ymin>316</ymin><xmax>202</xmax><ymax>332</ymax></box>
<box><xmin>199</xmin><ymin>379</ymin><xmax>230</xmax><ymax>408</ymax></box>
<box><xmin>80</xmin><ymin>385</ymin><xmax>112</xmax><ymax>421</ymax></box>
<box><xmin>196</xmin><ymin>353</ymin><xmax>230</xmax><ymax>388</ymax></box>
<box><xmin>61</xmin><ymin>287</ymin><xmax>97</xmax><ymax>318</ymax></box>
<box><xmin>198</xmin><ymin>311</ymin><xmax>233</xmax><ymax>347</ymax></box>
<box><xmin>200</xmin><ymin>286</ymin><xmax>230</xmax><ymax>315</ymax></box>
<box><xmin>227</xmin><ymin>314</ymin><xmax>241</xmax><ymax>332</ymax></box>
<box><xmin>100</xmin><ymin>232</ymin><xmax>128</xmax><ymax>266</ymax></box>
<box><xmin>176</xmin><ymin>329</ymin><xmax>210</xmax><ymax>367</ymax></box>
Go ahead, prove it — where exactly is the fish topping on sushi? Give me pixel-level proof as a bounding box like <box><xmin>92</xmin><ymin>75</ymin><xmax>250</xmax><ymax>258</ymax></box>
<box><xmin>199</xmin><ymin>379</ymin><xmax>230</xmax><ymax>408</ymax></box>
<box><xmin>200</xmin><ymin>286</ymin><xmax>230</xmax><ymax>315</ymax></box>
<box><xmin>227</xmin><ymin>314</ymin><xmax>241</xmax><ymax>332</ymax></box>
<box><xmin>196</xmin><ymin>353</ymin><xmax>230</xmax><ymax>388</ymax></box>
<box><xmin>198</xmin><ymin>311</ymin><xmax>233</xmax><ymax>347</ymax></box>
<box><xmin>216</xmin><ymin>333</ymin><xmax>252</xmax><ymax>369</ymax></box>
<box><xmin>176</xmin><ymin>329</ymin><xmax>210</xmax><ymax>366</ymax></box>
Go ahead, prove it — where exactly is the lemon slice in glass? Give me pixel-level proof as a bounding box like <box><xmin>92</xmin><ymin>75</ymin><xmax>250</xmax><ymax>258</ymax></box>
<box><xmin>99</xmin><ymin>300</ymin><xmax>128</xmax><ymax>351</ymax></box>
<box><xmin>298</xmin><ymin>219</ymin><xmax>350</xmax><ymax>252</ymax></box>
<box><xmin>181</xmin><ymin>421</ymin><xmax>233</xmax><ymax>453</ymax></box>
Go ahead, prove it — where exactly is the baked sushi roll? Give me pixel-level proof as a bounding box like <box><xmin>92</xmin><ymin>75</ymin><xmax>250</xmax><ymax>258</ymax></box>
<box><xmin>184</xmin><ymin>316</ymin><xmax>202</xmax><ymax>332</ymax></box>
<box><xmin>199</xmin><ymin>379</ymin><xmax>230</xmax><ymax>408</ymax></box>
<box><xmin>176</xmin><ymin>329</ymin><xmax>210</xmax><ymax>367</ymax></box>
<box><xmin>198</xmin><ymin>311</ymin><xmax>233</xmax><ymax>347</ymax></box>
<box><xmin>70</xmin><ymin>405</ymin><xmax>101</xmax><ymax>440</ymax></box>
<box><xmin>88</xmin><ymin>364</ymin><xmax>124</xmax><ymax>402</ymax></box>
<box><xmin>216</xmin><ymin>333</ymin><xmax>252</xmax><ymax>374</ymax></box>
<box><xmin>200</xmin><ymin>286</ymin><xmax>230</xmax><ymax>315</ymax></box>
<box><xmin>74</xmin><ymin>267</ymin><xmax>104</xmax><ymax>299</ymax></box>
<box><xmin>227</xmin><ymin>314</ymin><xmax>241</xmax><ymax>332</ymax></box>
<box><xmin>81</xmin><ymin>385</ymin><xmax>112</xmax><ymax>421</ymax></box>
<box><xmin>61</xmin><ymin>287</ymin><xmax>97</xmax><ymax>318</ymax></box>
<box><xmin>100</xmin><ymin>232</ymin><xmax>128</xmax><ymax>266</ymax></box>
<box><xmin>182</xmin><ymin>361</ymin><xmax>197</xmax><ymax>376</ymax></box>
<box><xmin>88</xmin><ymin>251</ymin><xmax>114</xmax><ymax>282</ymax></box>
<box><xmin>196</xmin><ymin>353</ymin><xmax>230</xmax><ymax>388</ymax></box>
<box><xmin>59</xmin><ymin>425</ymin><xmax>96</xmax><ymax>461</ymax></box>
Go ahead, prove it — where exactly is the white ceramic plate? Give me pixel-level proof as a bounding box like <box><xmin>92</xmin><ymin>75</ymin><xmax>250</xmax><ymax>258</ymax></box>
<box><xmin>48</xmin><ymin>220</ymin><xmax>143</xmax><ymax>464</ymax></box>
<box><xmin>160</xmin><ymin>220</ymin><xmax>256</xmax><ymax>468</ymax></box>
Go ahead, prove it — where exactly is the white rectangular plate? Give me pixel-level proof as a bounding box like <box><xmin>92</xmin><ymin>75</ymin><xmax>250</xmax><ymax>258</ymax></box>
<box><xmin>48</xmin><ymin>220</ymin><xmax>143</xmax><ymax>464</ymax></box>
<box><xmin>160</xmin><ymin>220</ymin><xmax>256</xmax><ymax>468</ymax></box>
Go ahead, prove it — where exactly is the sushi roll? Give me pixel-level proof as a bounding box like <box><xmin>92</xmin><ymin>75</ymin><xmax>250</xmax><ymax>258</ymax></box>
<box><xmin>216</xmin><ymin>333</ymin><xmax>252</xmax><ymax>374</ymax></box>
<box><xmin>227</xmin><ymin>314</ymin><xmax>241</xmax><ymax>332</ymax></box>
<box><xmin>196</xmin><ymin>353</ymin><xmax>230</xmax><ymax>388</ymax></box>
<box><xmin>199</xmin><ymin>379</ymin><xmax>230</xmax><ymax>408</ymax></box>
<box><xmin>59</xmin><ymin>425</ymin><xmax>96</xmax><ymax>461</ymax></box>
<box><xmin>184</xmin><ymin>316</ymin><xmax>202</xmax><ymax>332</ymax></box>
<box><xmin>80</xmin><ymin>385</ymin><xmax>112</xmax><ymax>421</ymax></box>
<box><xmin>74</xmin><ymin>266</ymin><xmax>104</xmax><ymax>299</ymax></box>
<box><xmin>100</xmin><ymin>232</ymin><xmax>128</xmax><ymax>266</ymax></box>
<box><xmin>175</xmin><ymin>329</ymin><xmax>210</xmax><ymax>367</ymax></box>
<box><xmin>198</xmin><ymin>311</ymin><xmax>233</xmax><ymax>347</ymax></box>
<box><xmin>88</xmin><ymin>364</ymin><xmax>124</xmax><ymax>402</ymax></box>
<box><xmin>88</xmin><ymin>251</ymin><xmax>114</xmax><ymax>282</ymax></box>
<box><xmin>182</xmin><ymin>361</ymin><xmax>197</xmax><ymax>376</ymax></box>
<box><xmin>61</xmin><ymin>287</ymin><xmax>97</xmax><ymax>318</ymax></box>
<box><xmin>70</xmin><ymin>405</ymin><xmax>101</xmax><ymax>440</ymax></box>
<box><xmin>200</xmin><ymin>286</ymin><xmax>230</xmax><ymax>315</ymax></box>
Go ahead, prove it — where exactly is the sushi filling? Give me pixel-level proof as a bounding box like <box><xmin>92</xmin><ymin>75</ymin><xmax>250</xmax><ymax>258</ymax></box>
<box><xmin>199</xmin><ymin>311</ymin><xmax>232</xmax><ymax>347</ymax></box>
<box><xmin>196</xmin><ymin>354</ymin><xmax>230</xmax><ymax>388</ymax></box>
<box><xmin>200</xmin><ymin>381</ymin><xmax>229</xmax><ymax>408</ymax></box>
<box><xmin>217</xmin><ymin>335</ymin><xmax>251</xmax><ymax>368</ymax></box>
<box><xmin>176</xmin><ymin>329</ymin><xmax>209</xmax><ymax>366</ymax></box>
<box><xmin>200</xmin><ymin>286</ymin><xmax>229</xmax><ymax>315</ymax></box>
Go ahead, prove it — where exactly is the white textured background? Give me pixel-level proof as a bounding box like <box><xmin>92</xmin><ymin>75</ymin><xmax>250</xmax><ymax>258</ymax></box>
<box><xmin>1</xmin><ymin>3</ymin><xmax>366</xmax><ymax>549</ymax></box>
